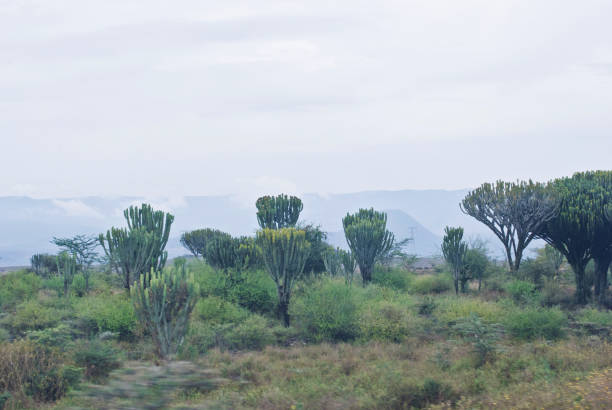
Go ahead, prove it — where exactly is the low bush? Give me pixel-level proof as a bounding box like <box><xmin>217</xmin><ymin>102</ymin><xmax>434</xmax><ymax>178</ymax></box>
<box><xmin>223</xmin><ymin>315</ymin><xmax>276</xmax><ymax>350</ymax></box>
<box><xmin>72</xmin><ymin>339</ymin><xmax>122</xmax><ymax>381</ymax></box>
<box><xmin>26</xmin><ymin>324</ymin><xmax>74</xmax><ymax>350</ymax></box>
<box><xmin>70</xmin><ymin>274</ymin><xmax>87</xmax><ymax>297</ymax></box>
<box><xmin>291</xmin><ymin>279</ymin><xmax>360</xmax><ymax>342</ymax></box>
<box><xmin>540</xmin><ymin>278</ymin><xmax>574</xmax><ymax>308</ymax></box>
<box><xmin>2</xmin><ymin>299</ymin><xmax>61</xmax><ymax>334</ymax></box>
<box><xmin>42</xmin><ymin>275</ymin><xmax>64</xmax><ymax>297</ymax></box>
<box><xmin>505</xmin><ymin>280</ymin><xmax>540</xmax><ymax>304</ymax></box>
<box><xmin>74</xmin><ymin>294</ymin><xmax>138</xmax><ymax>340</ymax></box>
<box><xmin>577</xmin><ymin>308</ymin><xmax>612</xmax><ymax>327</ymax></box>
<box><xmin>410</xmin><ymin>274</ymin><xmax>453</xmax><ymax>294</ymax></box>
<box><xmin>434</xmin><ymin>297</ymin><xmax>506</xmax><ymax>324</ymax></box>
<box><xmin>0</xmin><ymin>271</ymin><xmax>41</xmax><ymax>310</ymax></box>
<box><xmin>503</xmin><ymin>307</ymin><xmax>567</xmax><ymax>340</ymax></box>
<box><xmin>227</xmin><ymin>269</ymin><xmax>277</xmax><ymax>314</ymax></box>
<box><xmin>372</xmin><ymin>267</ymin><xmax>413</xmax><ymax>291</ymax></box>
<box><xmin>195</xmin><ymin>296</ymin><xmax>250</xmax><ymax>325</ymax></box>
<box><xmin>358</xmin><ymin>300</ymin><xmax>424</xmax><ymax>342</ymax></box>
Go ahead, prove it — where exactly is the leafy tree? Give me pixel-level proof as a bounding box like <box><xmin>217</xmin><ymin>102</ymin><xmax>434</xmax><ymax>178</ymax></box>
<box><xmin>56</xmin><ymin>251</ymin><xmax>77</xmax><ymax>297</ymax></box>
<box><xmin>298</xmin><ymin>223</ymin><xmax>328</xmax><ymax>275</ymax></box>
<box><xmin>462</xmin><ymin>241</ymin><xmax>490</xmax><ymax>292</ymax></box>
<box><xmin>257</xmin><ymin>228</ymin><xmax>310</xmax><ymax>326</ymax></box>
<box><xmin>131</xmin><ymin>264</ymin><xmax>199</xmax><ymax>359</ymax></box>
<box><xmin>99</xmin><ymin>203</ymin><xmax>174</xmax><ymax>291</ymax></box>
<box><xmin>342</xmin><ymin>208</ymin><xmax>394</xmax><ymax>285</ymax></box>
<box><xmin>256</xmin><ymin>194</ymin><xmax>303</xmax><ymax>229</ymax></box>
<box><xmin>52</xmin><ymin>235</ymin><xmax>99</xmax><ymax>293</ymax></box>
<box><xmin>442</xmin><ymin>226</ymin><xmax>467</xmax><ymax>295</ymax></box>
<box><xmin>180</xmin><ymin>228</ymin><xmax>225</xmax><ymax>259</ymax></box>
<box><xmin>536</xmin><ymin>172</ymin><xmax>610</xmax><ymax>304</ymax></box>
<box><xmin>461</xmin><ymin>180</ymin><xmax>557</xmax><ymax>272</ymax></box>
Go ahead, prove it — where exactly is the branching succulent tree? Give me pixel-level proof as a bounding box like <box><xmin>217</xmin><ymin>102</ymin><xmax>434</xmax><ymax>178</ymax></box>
<box><xmin>588</xmin><ymin>171</ymin><xmax>612</xmax><ymax>304</ymax></box>
<box><xmin>99</xmin><ymin>203</ymin><xmax>174</xmax><ymax>291</ymax></box>
<box><xmin>52</xmin><ymin>235</ymin><xmax>99</xmax><ymax>293</ymax></box>
<box><xmin>256</xmin><ymin>194</ymin><xmax>303</xmax><ymax>229</ymax></box>
<box><xmin>131</xmin><ymin>264</ymin><xmax>199</xmax><ymax>359</ymax></box>
<box><xmin>257</xmin><ymin>228</ymin><xmax>310</xmax><ymax>326</ymax></box>
<box><xmin>340</xmin><ymin>249</ymin><xmax>357</xmax><ymax>286</ymax></box>
<box><xmin>322</xmin><ymin>247</ymin><xmax>343</xmax><ymax>277</ymax></box>
<box><xmin>535</xmin><ymin>172</ymin><xmax>610</xmax><ymax>305</ymax></box>
<box><xmin>342</xmin><ymin>208</ymin><xmax>394</xmax><ymax>285</ymax></box>
<box><xmin>56</xmin><ymin>251</ymin><xmax>77</xmax><ymax>297</ymax></box>
<box><xmin>442</xmin><ymin>226</ymin><xmax>468</xmax><ymax>295</ymax></box>
<box><xmin>205</xmin><ymin>232</ymin><xmax>260</xmax><ymax>287</ymax></box>
<box><xmin>460</xmin><ymin>180</ymin><xmax>558</xmax><ymax>272</ymax></box>
<box><xmin>30</xmin><ymin>253</ymin><xmax>58</xmax><ymax>277</ymax></box>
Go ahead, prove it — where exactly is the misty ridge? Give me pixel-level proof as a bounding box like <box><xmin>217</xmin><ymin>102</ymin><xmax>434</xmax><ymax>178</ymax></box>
<box><xmin>0</xmin><ymin>188</ymin><xmax>503</xmax><ymax>267</ymax></box>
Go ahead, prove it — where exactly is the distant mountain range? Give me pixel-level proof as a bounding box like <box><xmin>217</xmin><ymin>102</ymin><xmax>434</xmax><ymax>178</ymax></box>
<box><xmin>0</xmin><ymin>189</ymin><xmax>503</xmax><ymax>266</ymax></box>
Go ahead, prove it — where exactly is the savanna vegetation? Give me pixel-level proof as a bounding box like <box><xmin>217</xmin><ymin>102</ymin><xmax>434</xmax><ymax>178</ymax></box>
<box><xmin>0</xmin><ymin>171</ymin><xmax>611</xmax><ymax>409</ymax></box>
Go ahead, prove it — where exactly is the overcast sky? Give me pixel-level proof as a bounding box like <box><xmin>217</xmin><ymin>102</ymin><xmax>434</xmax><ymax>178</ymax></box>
<box><xmin>1</xmin><ymin>0</ymin><xmax>611</xmax><ymax>199</ymax></box>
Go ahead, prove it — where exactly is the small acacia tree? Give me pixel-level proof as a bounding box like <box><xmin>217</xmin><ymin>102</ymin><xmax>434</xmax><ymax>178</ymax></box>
<box><xmin>442</xmin><ymin>226</ymin><xmax>468</xmax><ymax>295</ymax></box>
<box><xmin>52</xmin><ymin>235</ymin><xmax>99</xmax><ymax>293</ymax></box>
<box><xmin>342</xmin><ymin>208</ymin><xmax>394</xmax><ymax>285</ymax></box>
<box><xmin>257</xmin><ymin>228</ymin><xmax>310</xmax><ymax>326</ymax></box>
<box><xmin>461</xmin><ymin>180</ymin><xmax>557</xmax><ymax>272</ymax></box>
<box><xmin>256</xmin><ymin>194</ymin><xmax>303</xmax><ymax>229</ymax></box>
<box><xmin>131</xmin><ymin>264</ymin><xmax>199</xmax><ymax>359</ymax></box>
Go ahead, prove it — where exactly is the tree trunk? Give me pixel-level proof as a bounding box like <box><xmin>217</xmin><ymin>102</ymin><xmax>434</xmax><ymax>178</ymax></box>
<box><xmin>278</xmin><ymin>301</ymin><xmax>290</xmax><ymax>327</ymax></box>
<box><xmin>453</xmin><ymin>269</ymin><xmax>459</xmax><ymax>295</ymax></box>
<box><xmin>513</xmin><ymin>247</ymin><xmax>524</xmax><ymax>272</ymax></box>
<box><xmin>124</xmin><ymin>271</ymin><xmax>131</xmax><ymax>292</ymax></box>
<box><xmin>594</xmin><ymin>255</ymin><xmax>611</xmax><ymax>306</ymax></box>
<box><xmin>505</xmin><ymin>246</ymin><xmax>515</xmax><ymax>273</ymax></box>
<box><xmin>572</xmin><ymin>262</ymin><xmax>589</xmax><ymax>305</ymax></box>
<box><xmin>64</xmin><ymin>277</ymin><xmax>68</xmax><ymax>297</ymax></box>
<box><xmin>361</xmin><ymin>265</ymin><xmax>372</xmax><ymax>286</ymax></box>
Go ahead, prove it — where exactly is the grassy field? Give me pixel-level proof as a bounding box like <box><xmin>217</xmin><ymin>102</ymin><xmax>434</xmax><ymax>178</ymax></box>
<box><xmin>1</xmin><ymin>261</ymin><xmax>612</xmax><ymax>409</ymax></box>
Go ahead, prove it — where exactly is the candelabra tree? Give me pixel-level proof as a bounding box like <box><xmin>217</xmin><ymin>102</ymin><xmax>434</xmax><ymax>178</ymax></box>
<box><xmin>342</xmin><ymin>208</ymin><xmax>394</xmax><ymax>285</ymax></box>
<box><xmin>257</xmin><ymin>228</ymin><xmax>310</xmax><ymax>326</ymax></box>
<box><xmin>442</xmin><ymin>226</ymin><xmax>468</xmax><ymax>295</ymax></box>
<box><xmin>340</xmin><ymin>249</ymin><xmax>357</xmax><ymax>286</ymax></box>
<box><xmin>256</xmin><ymin>194</ymin><xmax>303</xmax><ymax>229</ymax></box>
<box><xmin>56</xmin><ymin>251</ymin><xmax>77</xmax><ymax>297</ymax></box>
<box><xmin>322</xmin><ymin>247</ymin><xmax>343</xmax><ymax>277</ymax></box>
<box><xmin>180</xmin><ymin>228</ymin><xmax>226</xmax><ymax>259</ymax></box>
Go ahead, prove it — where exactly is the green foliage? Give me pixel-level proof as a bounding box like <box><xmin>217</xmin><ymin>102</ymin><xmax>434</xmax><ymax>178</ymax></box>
<box><xmin>222</xmin><ymin>315</ymin><xmax>276</xmax><ymax>350</ymax></box>
<box><xmin>180</xmin><ymin>228</ymin><xmax>225</xmax><ymax>258</ymax></box>
<box><xmin>26</xmin><ymin>324</ymin><xmax>74</xmax><ymax>350</ymax></box>
<box><xmin>503</xmin><ymin>307</ymin><xmax>567</xmax><ymax>340</ymax></box>
<box><xmin>359</xmin><ymin>300</ymin><xmax>424</xmax><ymax>342</ymax></box>
<box><xmin>371</xmin><ymin>267</ymin><xmax>412</xmax><ymax>291</ymax></box>
<box><xmin>454</xmin><ymin>314</ymin><xmax>503</xmax><ymax>366</ymax></box>
<box><xmin>131</xmin><ymin>264</ymin><xmax>199</xmax><ymax>358</ymax></box>
<box><xmin>291</xmin><ymin>279</ymin><xmax>360</xmax><ymax>342</ymax></box>
<box><xmin>195</xmin><ymin>296</ymin><xmax>250</xmax><ymax>325</ymax></box>
<box><xmin>298</xmin><ymin>223</ymin><xmax>328</xmax><ymax>275</ymax></box>
<box><xmin>256</xmin><ymin>194</ymin><xmax>303</xmax><ymax>229</ymax></box>
<box><xmin>74</xmin><ymin>294</ymin><xmax>138</xmax><ymax>340</ymax></box>
<box><xmin>434</xmin><ymin>297</ymin><xmax>506</xmax><ymax>323</ymax></box>
<box><xmin>576</xmin><ymin>308</ymin><xmax>612</xmax><ymax>327</ymax></box>
<box><xmin>42</xmin><ymin>275</ymin><xmax>65</xmax><ymax>297</ymax></box>
<box><xmin>3</xmin><ymin>299</ymin><xmax>60</xmax><ymax>334</ymax></box>
<box><xmin>56</xmin><ymin>251</ymin><xmax>77</xmax><ymax>297</ymax></box>
<box><xmin>206</xmin><ymin>233</ymin><xmax>260</xmax><ymax>274</ymax></box>
<box><xmin>410</xmin><ymin>273</ymin><xmax>453</xmax><ymax>294</ymax></box>
<box><xmin>70</xmin><ymin>273</ymin><xmax>87</xmax><ymax>297</ymax></box>
<box><xmin>462</xmin><ymin>243</ymin><xmax>490</xmax><ymax>291</ymax></box>
<box><xmin>52</xmin><ymin>234</ymin><xmax>99</xmax><ymax>293</ymax></box>
<box><xmin>342</xmin><ymin>208</ymin><xmax>394</xmax><ymax>285</ymax></box>
<box><xmin>72</xmin><ymin>339</ymin><xmax>121</xmax><ymax>381</ymax></box>
<box><xmin>340</xmin><ymin>249</ymin><xmax>357</xmax><ymax>285</ymax></box>
<box><xmin>226</xmin><ymin>269</ymin><xmax>277</xmax><ymax>314</ymax></box>
<box><xmin>442</xmin><ymin>226</ymin><xmax>467</xmax><ymax>295</ymax></box>
<box><xmin>257</xmin><ymin>228</ymin><xmax>311</xmax><ymax>326</ymax></box>
<box><xmin>505</xmin><ymin>279</ymin><xmax>540</xmax><ymax>304</ymax></box>
<box><xmin>0</xmin><ymin>271</ymin><xmax>41</xmax><ymax>310</ymax></box>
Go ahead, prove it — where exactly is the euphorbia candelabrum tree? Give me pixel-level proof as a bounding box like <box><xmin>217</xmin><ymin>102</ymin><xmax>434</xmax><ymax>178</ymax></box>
<box><xmin>442</xmin><ymin>226</ymin><xmax>467</xmax><ymax>295</ymax></box>
<box><xmin>342</xmin><ymin>208</ymin><xmax>394</xmax><ymax>285</ymax></box>
<box><xmin>257</xmin><ymin>228</ymin><xmax>310</xmax><ymax>327</ymax></box>
<box><xmin>256</xmin><ymin>194</ymin><xmax>303</xmax><ymax>229</ymax></box>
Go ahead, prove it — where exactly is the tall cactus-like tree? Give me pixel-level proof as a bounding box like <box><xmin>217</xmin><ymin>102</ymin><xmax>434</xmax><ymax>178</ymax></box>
<box><xmin>131</xmin><ymin>264</ymin><xmax>199</xmax><ymax>359</ymax></box>
<box><xmin>322</xmin><ymin>247</ymin><xmax>343</xmax><ymax>277</ymax></box>
<box><xmin>180</xmin><ymin>228</ymin><xmax>225</xmax><ymax>259</ymax></box>
<box><xmin>99</xmin><ymin>204</ymin><xmax>174</xmax><ymax>291</ymax></box>
<box><xmin>340</xmin><ymin>249</ymin><xmax>357</xmax><ymax>286</ymax></box>
<box><xmin>257</xmin><ymin>228</ymin><xmax>310</xmax><ymax>326</ymax></box>
<box><xmin>256</xmin><ymin>194</ymin><xmax>303</xmax><ymax>229</ymax></box>
<box><xmin>461</xmin><ymin>180</ymin><xmax>558</xmax><ymax>272</ymax></box>
<box><xmin>56</xmin><ymin>251</ymin><xmax>77</xmax><ymax>297</ymax></box>
<box><xmin>587</xmin><ymin>171</ymin><xmax>612</xmax><ymax>304</ymax></box>
<box><xmin>342</xmin><ymin>208</ymin><xmax>394</xmax><ymax>285</ymax></box>
<box><xmin>536</xmin><ymin>172</ymin><xmax>610</xmax><ymax>305</ymax></box>
<box><xmin>442</xmin><ymin>226</ymin><xmax>468</xmax><ymax>295</ymax></box>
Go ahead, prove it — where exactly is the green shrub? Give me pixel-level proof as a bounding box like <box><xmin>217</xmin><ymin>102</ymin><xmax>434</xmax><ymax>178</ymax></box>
<box><xmin>383</xmin><ymin>373</ymin><xmax>459</xmax><ymax>409</ymax></box>
<box><xmin>228</xmin><ymin>269</ymin><xmax>277</xmax><ymax>314</ymax></box>
<box><xmin>410</xmin><ymin>274</ymin><xmax>452</xmax><ymax>294</ymax></box>
<box><xmin>503</xmin><ymin>307</ymin><xmax>567</xmax><ymax>340</ymax></box>
<box><xmin>195</xmin><ymin>296</ymin><xmax>250</xmax><ymax>325</ymax></box>
<box><xmin>2</xmin><ymin>299</ymin><xmax>60</xmax><ymax>334</ymax></box>
<box><xmin>291</xmin><ymin>279</ymin><xmax>360</xmax><ymax>342</ymax></box>
<box><xmin>0</xmin><ymin>271</ymin><xmax>41</xmax><ymax>310</ymax></box>
<box><xmin>26</xmin><ymin>324</ymin><xmax>74</xmax><ymax>350</ymax></box>
<box><xmin>454</xmin><ymin>313</ymin><xmax>503</xmax><ymax>366</ymax></box>
<box><xmin>577</xmin><ymin>308</ymin><xmax>612</xmax><ymax>327</ymax></box>
<box><xmin>540</xmin><ymin>278</ymin><xmax>574</xmax><ymax>308</ymax></box>
<box><xmin>224</xmin><ymin>315</ymin><xmax>276</xmax><ymax>350</ymax></box>
<box><xmin>358</xmin><ymin>301</ymin><xmax>424</xmax><ymax>342</ymax></box>
<box><xmin>42</xmin><ymin>275</ymin><xmax>64</xmax><ymax>297</ymax></box>
<box><xmin>70</xmin><ymin>274</ymin><xmax>87</xmax><ymax>297</ymax></box>
<box><xmin>434</xmin><ymin>297</ymin><xmax>505</xmax><ymax>323</ymax></box>
<box><xmin>0</xmin><ymin>328</ymin><xmax>8</xmax><ymax>343</ymax></box>
<box><xmin>372</xmin><ymin>268</ymin><xmax>413</xmax><ymax>291</ymax></box>
<box><xmin>72</xmin><ymin>339</ymin><xmax>122</xmax><ymax>381</ymax></box>
<box><xmin>75</xmin><ymin>294</ymin><xmax>138</xmax><ymax>340</ymax></box>
<box><xmin>505</xmin><ymin>280</ymin><xmax>540</xmax><ymax>304</ymax></box>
